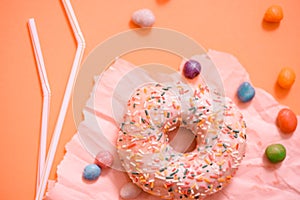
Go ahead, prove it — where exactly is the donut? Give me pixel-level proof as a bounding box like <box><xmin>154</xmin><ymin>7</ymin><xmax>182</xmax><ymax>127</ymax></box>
<box><xmin>117</xmin><ymin>82</ymin><xmax>246</xmax><ymax>199</ymax></box>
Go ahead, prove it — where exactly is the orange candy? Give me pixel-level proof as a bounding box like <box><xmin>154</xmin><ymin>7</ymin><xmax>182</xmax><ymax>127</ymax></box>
<box><xmin>277</xmin><ymin>67</ymin><xmax>296</xmax><ymax>89</ymax></box>
<box><xmin>264</xmin><ymin>5</ymin><xmax>284</xmax><ymax>23</ymax></box>
<box><xmin>277</xmin><ymin>108</ymin><xmax>298</xmax><ymax>134</ymax></box>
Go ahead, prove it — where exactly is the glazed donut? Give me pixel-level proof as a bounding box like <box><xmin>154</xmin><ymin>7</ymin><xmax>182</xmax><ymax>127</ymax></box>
<box><xmin>117</xmin><ymin>82</ymin><xmax>246</xmax><ymax>199</ymax></box>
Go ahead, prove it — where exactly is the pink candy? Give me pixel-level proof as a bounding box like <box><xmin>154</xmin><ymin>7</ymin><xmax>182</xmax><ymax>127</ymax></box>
<box><xmin>131</xmin><ymin>9</ymin><xmax>155</xmax><ymax>27</ymax></box>
<box><xmin>95</xmin><ymin>151</ymin><xmax>113</xmax><ymax>169</ymax></box>
<box><xmin>120</xmin><ymin>182</ymin><xmax>142</xmax><ymax>199</ymax></box>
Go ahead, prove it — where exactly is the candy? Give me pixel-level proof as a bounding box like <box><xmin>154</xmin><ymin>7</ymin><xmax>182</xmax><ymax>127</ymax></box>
<box><xmin>264</xmin><ymin>5</ymin><xmax>284</xmax><ymax>23</ymax></box>
<box><xmin>95</xmin><ymin>151</ymin><xmax>113</xmax><ymax>168</ymax></box>
<box><xmin>120</xmin><ymin>182</ymin><xmax>142</xmax><ymax>199</ymax></box>
<box><xmin>83</xmin><ymin>164</ymin><xmax>101</xmax><ymax>180</ymax></box>
<box><xmin>237</xmin><ymin>82</ymin><xmax>255</xmax><ymax>102</ymax></box>
<box><xmin>277</xmin><ymin>108</ymin><xmax>298</xmax><ymax>134</ymax></box>
<box><xmin>183</xmin><ymin>59</ymin><xmax>201</xmax><ymax>79</ymax></box>
<box><xmin>132</xmin><ymin>9</ymin><xmax>155</xmax><ymax>28</ymax></box>
<box><xmin>277</xmin><ymin>67</ymin><xmax>296</xmax><ymax>89</ymax></box>
<box><xmin>265</xmin><ymin>144</ymin><xmax>286</xmax><ymax>163</ymax></box>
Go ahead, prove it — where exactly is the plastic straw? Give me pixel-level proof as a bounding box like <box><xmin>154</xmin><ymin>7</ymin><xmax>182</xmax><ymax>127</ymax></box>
<box><xmin>35</xmin><ymin>0</ymin><xmax>85</xmax><ymax>199</ymax></box>
<box><xmin>28</xmin><ymin>18</ymin><xmax>51</xmax><ymax>194</ymax></box>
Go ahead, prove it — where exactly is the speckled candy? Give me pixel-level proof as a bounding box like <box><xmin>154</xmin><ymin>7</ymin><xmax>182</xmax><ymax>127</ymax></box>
<box><xmin>265</xmin><ymin>144</ymin><xmax>286</xmax><ymax>163</ymax></box>
<box><xmin>120</xmin><ymin>182</ymin><xmax>142</xmax><ymax>199</ymax></box>
<box><xmin>264</xmin><ymin>5</ymin><xmax>284</xmax><ymax>23</ymax></box>
<box><xmin>277</xmin><ymin>108</ymin><xmax>298</xmax><ymax>134</ymax></box>
<box><xmin>277</xmin><ymin>67</ymin><xmax>296</xmax><ymax>89</ymax></box>
<box><xmin>83</xmin><ymin>164</ymin><xmax>101</xmax><ymax>180</ymax></box>
<box><xmin>131</xmin><ymin>9</ymin><xmax>155</xmax><ymax>27</ymax></box>
<box><xmin>237</xmin><ymin>82</ymin><xmax>255</xmax><ymax>102</ymax></box>
<box><xmin>183</xmin><ymin>59</ymin><xmax>201</xmax><ymax>79</ymax></box>
<box><xmin>95</xmin><ymin>151</ymin><xmax>113</xmax><ymax>168</ymax></box>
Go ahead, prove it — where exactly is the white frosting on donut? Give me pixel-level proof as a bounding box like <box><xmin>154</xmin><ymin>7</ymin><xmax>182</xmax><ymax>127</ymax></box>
<box><xmin>117</xmin><ymin>82</ymin><xmax>246</xmax><ymax>199</ymax></box>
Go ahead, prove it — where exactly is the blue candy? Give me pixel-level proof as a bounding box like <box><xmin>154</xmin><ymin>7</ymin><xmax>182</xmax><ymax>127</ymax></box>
<box><xmin>237</xmin><ymin>82</ymin><xmax>255</xmax><ymax>102</ymax></box>
<box><xmin>83</xmin><ymin>164</ymin><xmax>101</xmax><ymax>180</ymax></box>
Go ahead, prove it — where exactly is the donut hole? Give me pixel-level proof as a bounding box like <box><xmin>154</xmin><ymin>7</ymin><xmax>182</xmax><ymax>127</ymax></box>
<box><xmin>167</xmin><ymin>127</ymin><xmax>197</xmax><ymax>153</ymax></box>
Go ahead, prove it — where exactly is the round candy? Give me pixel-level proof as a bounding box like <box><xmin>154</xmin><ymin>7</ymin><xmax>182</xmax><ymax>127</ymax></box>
<box><xmin>277</xmin><ymin>108</ymin><xmax>298</xmax><ymax>133</ymax></box>
<box><xmin>132</xmin><ymin>9</ymin><xmax>155</xmax><ymax>27</ymax></box>
<box><xmin>277</xmin><ymin>67</ymin><xmax>296</xmax><ymax>89</ymax></box>
<box><xmin>183</xmin><ymin>59</ymin><xmax>201</xmax><ymax>79</ymax></box>
<box><xmin>83</xmin><ymin>164</ymin><xmax>101</xmax><ymax>180</ymax></box>
<box><xmin>120</xmin><ymin>182</ymin><xmax>142</xmax><ymax>199</ymax></box>
<box><xmin>237</xmin><ymin>82</ymin><xmax>255</xmax><ymax>102</ymax></box>
<box><xmin>265</xmin><ymin>144</ymin><xmax>286</xmax><ymax>163</ymax></box>
<box><xmin>264</xmin><ymin>5</ymin><xmax>284</xmax><ymax>23</ymax></box>
<box><xmin>95</xmin><ymin>151</ymin><xmax>113</xmax><ymax>168</ymax></box>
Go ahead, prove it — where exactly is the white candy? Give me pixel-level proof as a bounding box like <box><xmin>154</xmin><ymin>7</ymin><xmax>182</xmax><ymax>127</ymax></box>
<box><xmin>132</xmin><ymin>9</ymin><xmax>155</xmax><ymax>27</ymax></box>
<box><xmin>120</xmin><ymin>182</ymin><xmax>142</xmax><ymax>199</ymax></box>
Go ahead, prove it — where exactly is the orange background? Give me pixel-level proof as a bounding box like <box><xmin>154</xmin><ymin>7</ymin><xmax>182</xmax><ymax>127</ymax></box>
<box><xmin>1</xmin><ymin>0</ymin><xmax>299</xmax><ymax>199</ymax></box>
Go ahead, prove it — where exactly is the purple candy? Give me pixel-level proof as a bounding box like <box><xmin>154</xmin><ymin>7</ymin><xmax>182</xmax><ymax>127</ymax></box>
<box><xmin>183</xmin><ymin>60</ymin><xmax>201</xmax><ymax>79</ymax></box>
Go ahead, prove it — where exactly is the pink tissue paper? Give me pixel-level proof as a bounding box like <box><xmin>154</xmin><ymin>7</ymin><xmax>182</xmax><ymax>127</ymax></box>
<box><xmin>46</xmin><ymin>50</ymin><xmax>300</xmax><ymax>200</ymax></box>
